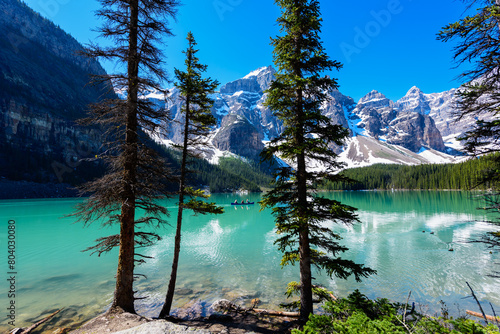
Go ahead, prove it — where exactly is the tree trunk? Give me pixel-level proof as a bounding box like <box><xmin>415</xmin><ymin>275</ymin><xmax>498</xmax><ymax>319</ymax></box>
<box><xmin>295</xmin><ymin>76</ymin><xmax>313</xmax><ymax>322</ymax></box>
<box><xmin>112</xmin><ymin>0</ymin><xmax>139</xmax><ymax>313</ymax></box>
<box><xmin>292</xmin><ymin>1</ymin><xmax>313</xmax><ymax>321</ymax></box>
<box><xmin>297</xmin><ymin>142</ymin><xmax>313</xmax><ymax>321</ymax></box>
<box><xmin>159</xmin><ymin>94</ymin><xmax>191</xmax><ymax>318</ymax></box>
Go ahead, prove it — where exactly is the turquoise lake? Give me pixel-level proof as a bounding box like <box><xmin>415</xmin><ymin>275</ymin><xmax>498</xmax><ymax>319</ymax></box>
<box><xmin>1</xmin><ymin>191</ymin><xmax>500</xmax><ymax>332</ymax></box>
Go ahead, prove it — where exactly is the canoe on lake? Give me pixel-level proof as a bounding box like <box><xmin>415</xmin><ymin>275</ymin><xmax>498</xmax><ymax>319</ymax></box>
<box><xmin>231</xmin><ymin>202</ymin><xmax>255</xmax><ymax>205</ymax></box>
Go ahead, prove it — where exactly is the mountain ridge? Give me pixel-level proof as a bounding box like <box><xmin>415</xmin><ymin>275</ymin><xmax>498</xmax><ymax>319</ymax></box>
<box><xmin>0</xmin><ymin>0</ymin><xmax>109</xmax><ymax>184</ymax></box>
<box><xmin>160</xmin><ymin>65</ymin><xmax>467</xmax><ymax>168</ymax></box>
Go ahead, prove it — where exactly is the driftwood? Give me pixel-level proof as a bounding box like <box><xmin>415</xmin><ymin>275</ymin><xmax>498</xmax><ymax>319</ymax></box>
<box><xmin>10</xmin><ymin>308</ymin><xmax>63</xmax><ymax>334</ymax></box>
<box><xmin>248</xmin><ymin>291</ymin><xmax>337</xmax><ymax>318</ymax></box>
<box><xmin>251</xmin><ymin>309</ymin><xmax>300</xmax><ymax>317</ymax></box>
<box><xmin>466</xmin><ymin>282</ymin><xmax>489</xmax><ymax>324</ymax></box>
<box><xmin>466</xmin><ymin>310</ymin><xmax>500</xmax><ymax>322</ymax></box>
<box><xmin>211</xmin><ymin>292</ymin><xmax>338</xmax><ymax>319</ymax></box>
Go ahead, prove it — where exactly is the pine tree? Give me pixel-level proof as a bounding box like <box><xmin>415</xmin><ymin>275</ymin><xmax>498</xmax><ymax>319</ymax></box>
<box><xmin>158</xmin><ymin>32</ymin><xmax>224</xmax><ymax>318</ymax></box>
<box><xmin>73</xmin><ymin>0</ymin><xmax>179</xmax><ymax>313</ymax></box>
<box><xmin>261</xmin><ymin>0</ymin><xmax>375</xmax><ymax>321</ymax></box>
<box><xmin>439</xmin><ymin>0</ymin><xmax>500</xmax><ymax>271</ymax></box>
<box><xmin>438</xmin><ymin>0</ymin><xmax>500</xmax><ymax>156</ymax></box>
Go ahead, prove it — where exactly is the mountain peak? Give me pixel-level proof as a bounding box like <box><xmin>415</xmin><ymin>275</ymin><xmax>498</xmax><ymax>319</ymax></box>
<box><xmin>243</xmin><ymin>66</ymin><xmax>275</xmax><ymax>79</ymax></box>
<box><xmin>221</xmin><ymin>66</ymin><xmax>276</xmax><ymax>95</ymax></box>
<box><xmin>397</xmin><ymin>86</ymin><xmax>431</xmax><ymax>115</ymax></box>
<box><xmin>406</xmin><ymin>86</ymin><xmax>423</xmax><ymax>96</ymax></box>
<box><xmin>358</xmin><ymin>90</ymin><xmax>389</xmax><ymax>104</ymax></box>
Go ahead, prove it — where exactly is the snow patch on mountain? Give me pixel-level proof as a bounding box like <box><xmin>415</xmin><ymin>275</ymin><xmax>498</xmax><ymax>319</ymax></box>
<box><xmin>244</xmin><ymin>66</ymin><xmax>273</xmax><ymax>79</ymax></box>
<box><xmin>397</xmin><ymin>86</ymin><xmax>431</xmax><ymax>115</ymax></box>
<box><xmin>206</xmin><ymin>147</ymin><xmax>239</xmax><ymax>165</ymax></box>
<box><xmin>151</xmin><ymin>65</ymin><xmax>473</xmax><ymax>169</ymax></box>
<box><xmin>344</xmin><ymin>106</ymin><xmax>365</xmax><ymax>136</ymax></box>
<box><xmin>338</xmin><ymin>136</ymin><xmax>461</xmax><ymax>169</ymax></box>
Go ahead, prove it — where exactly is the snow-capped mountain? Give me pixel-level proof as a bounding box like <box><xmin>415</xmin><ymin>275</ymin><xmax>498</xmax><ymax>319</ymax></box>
<box><xmin>159</xmin><ymin>66</ymin><xmax>471</xmax><ymax>168</ymax></box>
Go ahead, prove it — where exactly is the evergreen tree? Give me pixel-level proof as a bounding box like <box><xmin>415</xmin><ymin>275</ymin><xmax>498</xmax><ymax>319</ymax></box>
<box><xmin>158</xmin><ymin>32</ymin><xmax>224</xmax><ymax>318</ymax></box>
<box><xmin>261</xmin><ymin>0</ymin><xmax>375</xmax><ymax>321</ymax></box>
<box><xmin>439</xmin><ymin>0</ymin><xmax>500</xmax><ymax>269</ymax></box>
<box><xmin>73</xmin><ymin>0</ymin><xmax>179</xmax><ymax>313</ymax></box>
<box><xmin>438</xmin><ymin>0</ymin><xmax>500</xmax><ymax>157</ymax></box>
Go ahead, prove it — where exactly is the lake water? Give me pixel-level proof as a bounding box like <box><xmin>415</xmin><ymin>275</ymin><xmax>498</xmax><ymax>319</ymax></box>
<box><xmin>1</xmin><ymin>191</ymin><xmax>499</xmax><ymax>332</ymax></box>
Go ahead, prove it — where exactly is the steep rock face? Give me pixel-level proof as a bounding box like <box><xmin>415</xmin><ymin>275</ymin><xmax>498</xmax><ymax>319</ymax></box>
<box><xmin>397</xmin><ymin>86</ymin><xmax>431</xmax><ymax>115</ymax></box>
<box><xmin>387</xmin><ymin>112</ymin><xmax>446</xmax><ymax>152</ymax></box>
<box><xmin>215</xmin><ymin>66</ymin><xmax>281</xmax><ymax>141</ymax></box>
<box><xmin>162</xmin><ymin>88</ymin><xmax>185</xmax><ymax>144</ymax></box>
<box><xmin>162</xmin><ymin>66</ymin><xmax>281</xmax><ymax>160</ymax></box>
<box><xmin>323</xmin><ymin>89</ymin><xmax>355</xmax><ymax>130</ymax></box>
<box><xmin>212</xmin><ymin>114</ymin><xmax>264</xmax><ymax>160</ymax></box>
<box><xmin>350</xmin><ymin>90</ymin><xmax>446</xmax><ymax>152</ymax></box>
<box><xmin>0</xmin><ymin>0</ymin><xmax>108</xmax><ymax>183</ymax></box>
<box><xmin>357</xmin><ymin>90</ymin><xmax>394</xmax><ymax>110</ymax></box>
<box><xmin>0</xmin><ymin>98</ymin><xmax>102</xmax><ymax>183</ymax></box>
<box><xmin>424</xmin><ymin>88</ymin><xmax>480</xmax><ymax>149</ymax></box>
<box><xmin>156</xmin><ymin>66</ymin><xmax>467</xmax><ymax>166</ymax></box>
<box><xmin>0</xmin><ymin>0</ymin><xmax>102</xmax><ymax>75</ymax></box>
<box><xmin>396</xmin><ymin>87</ymin><xmax>472</xmax><ymax>141</ymax></box>
<box><xmin>219</xmin><ymin>66</ymin><xmax>275</xmax><ymax>95</ymax></box>
<box><xmin>160</xmin><ymin>67</ymin><xmax>458</xmax><ymax>163</ymax></box>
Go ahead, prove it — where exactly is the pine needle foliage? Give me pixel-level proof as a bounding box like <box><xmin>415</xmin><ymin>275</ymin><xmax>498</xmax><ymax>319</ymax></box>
<box><xmin>261</xmin><ymin>0</ymin><xmax>375</xmax><ymax>322</ymax></box>
<box><xmin>439</xmin><ymin>0</ymin><xmax>500</xmax><ymax>276</ymax></box>
<box><xmin>438</xmin><ymin>0</ymin><xmax>500</xmax><ymax>156</ymax></box>
<box><xmin>72</xmin><ymin>0</ymin><xmax>180</xmax><ymax>313</ymax></box>
<box><xmin>158</xmin><ymin>32</ymin><xmax>224</xmax><ymax>318</ymax></box>
<box><xmin>294</xmin><ymin>290</ymin><xmax>500</xmax><ymax>334</ymax></box>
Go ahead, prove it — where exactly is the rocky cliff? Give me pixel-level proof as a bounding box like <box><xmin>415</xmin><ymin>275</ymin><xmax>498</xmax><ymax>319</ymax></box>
<box><xmin>0</xmin><ymin>0</ymin><xmax>107</xmax><ymax>184</ymax></box>
<box><xmin>1</xmin><ymin>0</ymin><xmax>470</xmax><ymax>179</ymax></box>
<box><xmin>163</xmin><ymin>66</ymin><xmax>279</xmax><ymax>160</ymax></box>
<box><xmin>160</xmin><ymin>66</ymin><xmax>460</xmax><ymax>165</ymax></box>
<box><xmin>212</xmin><ymin>114</ymin><xmax>264</xmax><ymax>160</ymax></box>
<box><xmin>349</xmin><ymin>90</ymin><xmax>446</xmax><ymax>153</ymax></box>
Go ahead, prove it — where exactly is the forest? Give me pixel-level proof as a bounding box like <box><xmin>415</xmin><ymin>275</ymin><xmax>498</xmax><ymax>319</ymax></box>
<box><xmin>5</xmin><ymin>0</ymin><xmax>500</xmax><ymax>332</ymax></box>
<box><xmin>322</xmin><ymin>153</ymin><xmax>500</xmax><ymax>191</ymax></box>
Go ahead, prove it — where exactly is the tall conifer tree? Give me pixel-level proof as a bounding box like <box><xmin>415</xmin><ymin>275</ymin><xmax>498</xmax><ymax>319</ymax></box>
<box><xmin>158</xmin><ymin>32</ymin><xmax>223</xmax><ymax>318</ymax></box>
<box><xmin>438</xmin><ymin>0</ymin><xmax>500</xmax><ymax>156</ymax></box>
<box><xmin>261</xmin><ymin>0</ymin><xmax>375</xmax><ymax>321</ymax></box>
<box><xmin>74</xmin><ymin>0</ymin><xmax>179</xmax><ymax>313</ymax></box>
<box><xmin>439</xmin><ymin>0</ymin><xmax>500</xmax><ymax>274</ymax></box>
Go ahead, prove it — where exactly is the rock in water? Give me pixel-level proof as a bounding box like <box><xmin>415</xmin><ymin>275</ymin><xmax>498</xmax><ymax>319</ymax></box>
<box><xmin>211</xmin><ymin>299</ymin><xmax>237</xmax><ymax>313</ymax></box>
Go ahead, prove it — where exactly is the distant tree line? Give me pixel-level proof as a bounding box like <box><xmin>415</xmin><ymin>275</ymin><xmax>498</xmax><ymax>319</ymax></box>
<box><xmin>156</xmin><ymin>143</ymin><xmax>273</xmax><ymax>193</ymax></box>
<box><xmin>0</xmin><ymin>131</ymin><xmax>272</xmax><ymax>195</ymax></box>
<box><xmin>322</xmin><ymin>154</ymin><xmax>500</xmax><ymax>191</ymax></box>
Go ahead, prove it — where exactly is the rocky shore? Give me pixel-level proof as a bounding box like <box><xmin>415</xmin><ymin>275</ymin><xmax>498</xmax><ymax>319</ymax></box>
<box><xmin>65</xmin><ymin>307</ymin><xmax>295</xmax><ymax>334</ymax></box>
<box><xmin>12</xmin><ymin>300</ymin><xmax>297</xmax><ymax>334</ymax></box>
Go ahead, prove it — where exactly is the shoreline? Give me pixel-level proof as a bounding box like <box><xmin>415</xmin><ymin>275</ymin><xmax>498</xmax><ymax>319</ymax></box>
<box><xmin>8</xmin><ymin>294</ymin><xmax>499</xmax><ymax>334</ymax></box>
<box><xmin>6</xmin><ymin>303</ymin><xmax>297</xmax><ymax>334</ymax></box>
<box><xmin>66</xmin><ymin>307</ymin><xmax>297</xmax><ymax>334</ymax></box>
<box><xmin>0</xmin><ymin>178</ymin><xmax>479</xmax><ymax>201</ymax></box>
<box><xmin>0</xmin><ymin>179</ymin><xmax>79</xmax><ymax>200</ymax></box>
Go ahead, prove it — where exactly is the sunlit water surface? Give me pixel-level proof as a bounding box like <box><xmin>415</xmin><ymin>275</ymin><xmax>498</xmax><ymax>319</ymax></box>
<box><xmin>0</xmin><ymin>191</ymin><xmax>499</xmax><ymax>332</ymax></box>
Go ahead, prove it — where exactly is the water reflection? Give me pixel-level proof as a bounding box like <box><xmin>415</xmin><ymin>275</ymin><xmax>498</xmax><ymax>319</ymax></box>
<box><xmin>1</xmin><ymin>192</ymin><xmax>499</xmax><ymax>332</ymax></box>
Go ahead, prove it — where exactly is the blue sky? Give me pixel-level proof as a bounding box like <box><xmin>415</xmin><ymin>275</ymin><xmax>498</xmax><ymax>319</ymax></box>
<box><xmin>22</xmin><ymin>0</ymin><xmax>472</xmax><ymax>102</ymax></box>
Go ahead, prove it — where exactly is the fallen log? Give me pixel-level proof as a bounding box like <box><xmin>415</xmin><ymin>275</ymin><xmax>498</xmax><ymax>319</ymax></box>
<box><xmin>10</xmin><ymin>308</ymin><xmax>63</xmax><ymax>334</ymax></box>
<box><xmin>466</xmin><ymin>310</ymin><xmax>500</xmax><ymax>322</ymax></box>
<box><xmin>252</xmin><ymin>309</ymin><xmax>300</xmax><ymax>317</ymax></box>
<box><xmin>466</xmin><ymin>282</ymin><xmax>489</xmax><ymax>324</ymax></box>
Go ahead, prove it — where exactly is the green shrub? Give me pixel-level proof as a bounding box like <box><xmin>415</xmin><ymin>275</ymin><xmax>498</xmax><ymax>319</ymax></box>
<box><xmin>293</xmin><ymin>290</ymin><xmax>500</xmax><ymax>334</ymax></box>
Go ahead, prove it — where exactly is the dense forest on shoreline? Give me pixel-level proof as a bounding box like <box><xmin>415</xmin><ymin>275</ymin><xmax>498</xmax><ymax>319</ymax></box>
<box><xmin>0</xmin><ymin>144</ymin><xmax>274</xmax><ymax>199</ymax></box>
<box><xmin>322</xmin><ymin>153</ymin><xmax>500</xmax><ymax>191</ymax></box>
